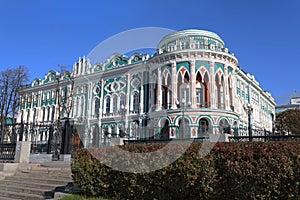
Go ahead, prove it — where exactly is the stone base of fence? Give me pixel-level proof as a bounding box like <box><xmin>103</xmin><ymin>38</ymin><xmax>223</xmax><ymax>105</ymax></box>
<box><xmin>59</xmin><ymin>154</ymin><xmax>71</xmax><ymax>162</ymax></box>
<box><xmin>110</xmin><ymin>138</ymin><xmax>125</xmax><ymax>146</ymax></box>
<box><xmin>209</xmin><ymin>134</ymin><xmax>231</xmax><ymax>142</ymax></box>
<box><xmin>0</xmin><ymin>163</ymin><xmax>19</xmax><ymax>180</ymax></box>
<box><xmin>30</xmin><ymin>153</ymin><xmax>72</xmax><ymax>162</ymax></box>
<box><xmin>30</xmin><ymin>154</ymin><xmax>53</xmax><ymax>163</ymax></box>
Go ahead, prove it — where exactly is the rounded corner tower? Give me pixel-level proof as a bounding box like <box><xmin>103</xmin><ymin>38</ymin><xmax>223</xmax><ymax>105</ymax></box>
<box><xmin>157</xmin><ymin>29</ymin><xmax>225</xmax><ymax>50</ymax></box>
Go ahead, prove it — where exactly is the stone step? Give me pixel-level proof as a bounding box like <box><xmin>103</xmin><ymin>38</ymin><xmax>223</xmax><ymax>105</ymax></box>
<box><xmin>29</xmin><ymin>168</ymin><xmax>72</xmax><ymax>172</ymax></box>
<box><xmin>0</xmin><ymin>189</ymin><xmax>47</xmax><ymax>200</ymax></box>
<box><xmin>0</xmin><ymin>162</ymin><xmax>75</xmax><ymax>200</ymax></box>
<box><xmin>16</xmin><ymin>171</ymin><xmax>72</xmax><ymax>180</ymax></box>
<box><xmin>2</xmin><ymin>179</ymin><xmax>64</xmax><ymax>191</ymax></box>
<box><xmin>22</xmin><ymin>168</ymin><xmax>72</xmax><ymax>174</ymax></box>
<box><xmin>5</xmin><ymin>175</ymin><xmax>72</xmax><ymax>185</ymax></box>
<box><xmin>0</xmin><ymin>183</ymin><xmax>54</xmax><ymax>197</ymax></box>
<box><xmin>0</xmin><ymin>196</ymin><xmax>22</xmax><ymax>200</ymax></box>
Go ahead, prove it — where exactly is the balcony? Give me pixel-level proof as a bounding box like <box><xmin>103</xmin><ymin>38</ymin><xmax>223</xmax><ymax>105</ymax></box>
<box><xmin>157</xmin><ymin>44</ymin><xmax>233</xmax><ymax>55</ymax></box>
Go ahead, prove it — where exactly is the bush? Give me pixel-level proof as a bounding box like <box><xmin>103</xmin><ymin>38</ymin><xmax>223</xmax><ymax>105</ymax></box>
<box><xmin>71</xmin><ymin>142</ymin><xmax>300</xmax><ymax>199</ymax></box>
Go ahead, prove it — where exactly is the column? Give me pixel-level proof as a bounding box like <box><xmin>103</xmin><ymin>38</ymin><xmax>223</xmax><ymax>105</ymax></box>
<box><xmin>190</xmin><ymin>60</ymin><xmax>196</xmax><ymax>108</ymax></box>
<box><xmin>156</xmin><ymin>67</ymin><xmax>162</xmax><ymax>111</ymax></box>
<box><xmin>99</xmin><ymin>80</ymin><xmax>104</xmax><ymax>144</ymax></box>
<box><xmin>126</xmin><ymin>74</ymin><xmax>131</xmax><ymax>115</ymax></box>
<box><xmin>171</xmin><ymin>61</ymin><xmax>177</xmax><ymax>109</ymax></box>
<box><xmin>209</xmin><ymin>61</ymin><xmax>215</xmax><ymax>108</ymax></box>
<box><xmin>140</xmin><ymin>85</ymin><xmax>144</xmax><ymax>114</ymax></box>
<box><xmin>224</xmin><ymin>65</ymin><xmax>229</xmax><ymax>110</ymax></box>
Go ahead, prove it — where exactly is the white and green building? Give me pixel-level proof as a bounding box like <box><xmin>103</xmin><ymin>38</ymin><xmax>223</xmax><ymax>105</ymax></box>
<box><xmin>17</xmin><ymin>29</ymin><xmax>276</xmax><ymax>148</ymax></box>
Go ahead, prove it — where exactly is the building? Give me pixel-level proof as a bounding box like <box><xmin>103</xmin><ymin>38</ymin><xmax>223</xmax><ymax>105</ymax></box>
<box><xmin>276</xmin><ymin>96</ymin><xmax>300</xmax><ymax>114</ymax></box>
<box><xmin>17</xmin><ymin>29</ymin><xmax>276</xmax><ymax>150</ymax></box>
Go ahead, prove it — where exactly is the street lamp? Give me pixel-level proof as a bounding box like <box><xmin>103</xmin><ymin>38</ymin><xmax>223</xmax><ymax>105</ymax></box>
<box><xmin>180</xmin><ymin>98</ymin><xmax>191</xmax><ymax>139</ymax></box>
<box><xmin>246</xmin><ymin>103</ymin><xmax>253</xmax><ymax>141</ymax></box>
<box><xmin>119</xmin><ymin>104</ymin><xmax>127</xmax><ymax>138</ymax></box>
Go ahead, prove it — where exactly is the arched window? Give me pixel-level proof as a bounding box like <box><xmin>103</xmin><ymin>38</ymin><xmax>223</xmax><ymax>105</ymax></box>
<box><xmin>42</xmin><ymin>107</ymin><xmax>45</xmax><ymax>122</ymax></box>
<box><xmin>195</xmin><ymin>41</ymin><xmax>204</xmax><ymax>49</ymax></box>
<box><xmin>92</xmin><ymin>125</ymin><xmax>100</xmax><ymax>147</ymax></box>
<box><xmin>178</xmin><ymin>118</ymin><xmax>190</xmax><ymax>138</ymax></box>
<box><xmin>181</xmin><ymin>41</ymin><xmax>189</xmax><ymax>49</ymax></box>
<box><xmin>219</xmin><ymin>119</ymin><xmax>230</xmax><ymax>134</ymax></box>
<box><xmin>103</xmin><ymin>126</ymin><xmax>109</xmax><ymax>144</ymax></box>
<box><xmin>33</xmin><ymin>108</ymin><xmax>36</xmax><ymax>124</ymax></box>
<box><xmin>162</xmin><ymin>72</ymin><xmax>171</xmax><ymax>109</ymax></box>
<box><xmin>215</xmin><ymin>73</ymin><xmax>225</xmax><ymax>109</ymax></box>
<box><xmin>47</xmin><ymin>107</ymin><xmax>50</xmax><ymax>122</ymax></box>
<box><xmin>161</xmin><ymin>120</ymin><xmax>169</xmax><ymax>139</ymax></box>
<box><xmin>27</xmin><ymin>109</ymin><xmax>30</xmax><ymax>123</ymax></box>
<box><xmin>80</xmin><ymin>96</ymin><xmax>84</xmax><ymax>117</ymax></box>
<box><xmin>106</xmin><ymin>96</ymin><xmax>111</xmax><ymax>114</ymax></box>
<box><xmin>131</xmin><ymin>122</ymin><xmax>138</xmax><ymax>139</ymax></box>
<box><xmin>196</xmin><ymin>71</ymin><xmax>210</xmax><ymax>108</ymax></box>
<box><xmin>198</xmin><ymin>118</ymin><xmax>210</xmax><ymax>136</ymax></box>
<box><xmin>75</xmin><ymin>97</ymin><xmax>79</xmax><ymax>117</ymax></box>
<box><xmin>177</xmin><ymin>70</ymin><xmax>190</xmax><ymax>105</ymax></box>
<box><xmin>113</xmin><ymin>95</ymin><xmax>118</xmax><ymax>113</ymax></box>
<box><xmin>120</xmin><ymin>93</ymin><xmax>126</xmax><ymax>108</ymax></box>
<box><xmin>111</xmin><ymin>125</ymin><xmax>117</xmax><ymax>137</ymax></box>
<box><xmin>94</xmin><ymin>98</ymin><xmax>100</xmax><ymax>118</ymax></box>
<box><xmin>228</xmin><ymin>77</ymin><xmax>234</xmax><ymax>111</ymax></box>
<box><xmin>133</xmin><ymin>92</ymin><xmax>139</xmax><ymax>113</ymax></box>
<box><xmin>233</xmin><ymin>121</ymin><xmax>238</xmax><ymax>136</ymax></box>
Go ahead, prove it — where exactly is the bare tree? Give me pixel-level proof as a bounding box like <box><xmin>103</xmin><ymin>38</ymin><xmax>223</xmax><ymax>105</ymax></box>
<box><xmin>0</xmin><ymin>66</ymin><xmax>29</xmax><ymax>142</ymax></box>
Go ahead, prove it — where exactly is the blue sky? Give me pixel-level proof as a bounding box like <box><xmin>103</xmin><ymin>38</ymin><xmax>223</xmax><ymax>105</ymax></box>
<box><xmin>0</xmin><ymin>0</ymin><xmax>299</xmax><ymax>105</ymax></box>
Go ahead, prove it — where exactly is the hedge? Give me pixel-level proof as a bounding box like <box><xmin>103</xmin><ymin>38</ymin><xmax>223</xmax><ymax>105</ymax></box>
<box><xmin>71</xmin><ymin>142</ymin><xmax>300</xmax><ymax>200</ymax></box>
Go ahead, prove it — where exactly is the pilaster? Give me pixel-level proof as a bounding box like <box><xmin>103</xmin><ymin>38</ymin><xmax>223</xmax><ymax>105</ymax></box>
<box><xmin>209</xmin><ymin>61</ymin><xmax>215</xmax><ymax>108</ymax></box>
<box><xmin>190</xmin><ymin>60</ymin><xmax>196</xmax><ymax>108</ymax></box>
<box><xmin>156</xmin><ymin>67</ymin><xmax>162</xmax><ymax>111</ymax></box>
<box><xmin>224</xmin><ymin>65</ymin><xmax>229</xmax><ymax>110</ymax></box>
<box><xmin>126</xmin><ymin>74</ymin><xmax>131</xmax><ymax>115</ymax></box>
<box><xmin>171</xmin><ymin>61</ymin><xmax>177</xmax><ymax>109</ymax></box>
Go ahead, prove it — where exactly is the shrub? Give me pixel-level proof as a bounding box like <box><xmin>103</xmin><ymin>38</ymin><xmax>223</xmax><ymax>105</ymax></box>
<box><xmin>71</xmin><ymin>142</ymin><xmax>300</xmax><ymax>199</ymax></box>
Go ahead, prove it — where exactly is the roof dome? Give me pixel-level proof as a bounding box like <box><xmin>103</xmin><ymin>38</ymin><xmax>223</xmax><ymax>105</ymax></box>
<box><xmin>157</xmin><ymin>29</ymin><xmax>225</xmax><ymax>50</ymax></box>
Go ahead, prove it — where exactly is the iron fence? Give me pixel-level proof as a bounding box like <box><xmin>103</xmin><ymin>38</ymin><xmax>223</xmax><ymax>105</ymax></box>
<box><xmin>0</xmin><ymin>143</ymin><xmax>16</xmax><ymax>161</ymax></box>
<box><xmin>229</xmin><ymin>127</ymin><xmax>300</xmax><ymax>142</ymax></box>
<box><xmin>124</xmin><ymin>137</ymin><xmax>206</xmax><ymax>145</ymax></box>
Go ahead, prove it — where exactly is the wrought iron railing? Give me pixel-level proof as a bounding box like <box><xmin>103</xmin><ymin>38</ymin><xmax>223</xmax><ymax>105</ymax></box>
<box><xmin>123</xmin><ymin>137</ymin><xmax>206</xmax><ymax>145</ymax></box>
<box><xmin>229</xmin><ymin>128</ymin><xmax>300</xmax><ymax>142</ymax></box>
<box><xmin>229</xmin><ymin>135</ymin><xmax>300</xmax><ymax>142</ymax></box>
<box><xmin>0</xmin><ymin>143</ymin><xmax>16</xmax><ymax>161</ymax></box>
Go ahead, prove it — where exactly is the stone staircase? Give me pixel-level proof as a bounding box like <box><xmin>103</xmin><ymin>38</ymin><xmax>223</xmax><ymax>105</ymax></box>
<box><xmin>0</xmin><ymin>162</ymin><xmax>76</xmax><ymax>200</ymax></box>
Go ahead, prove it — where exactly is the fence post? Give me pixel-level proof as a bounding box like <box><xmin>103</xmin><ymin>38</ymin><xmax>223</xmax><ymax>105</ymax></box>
<box><xmin>47</xmin><ymin>124</ymin><xmax>53</xmax><ymax>154</ymax></box>
<box><xmin>14</xmin><ymin>141</ymin><xmax>31</xmax><ymax>163</ymax></box>
<box><xmin>19</xmin><ymin>122</ymin><xmax>24</xmax><ymax>142</ymax></box>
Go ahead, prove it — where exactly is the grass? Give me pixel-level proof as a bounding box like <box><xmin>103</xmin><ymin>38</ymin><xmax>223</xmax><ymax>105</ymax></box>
<box><xmin>60</xmin><ymin>194</ymin><xmax>110</xmax><ymax>200</ymax></box>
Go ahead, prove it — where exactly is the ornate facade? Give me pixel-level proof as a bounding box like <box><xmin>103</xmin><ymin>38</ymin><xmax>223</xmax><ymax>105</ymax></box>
<box><xmin>17</xmin><ymin>29</ymin><xmax>276</xmax><ymax>148</ymax></box>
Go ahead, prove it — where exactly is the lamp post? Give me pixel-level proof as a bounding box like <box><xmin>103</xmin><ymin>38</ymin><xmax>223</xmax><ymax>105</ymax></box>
<box><xmin>247</xmin><ymin>103</ymin><xmax>253</xmax><ymax>141</ymax></box>
<box><xmin>119</xmin><ymin>104</ymin><xmax>127</xmax><ymax>138</ymax></box>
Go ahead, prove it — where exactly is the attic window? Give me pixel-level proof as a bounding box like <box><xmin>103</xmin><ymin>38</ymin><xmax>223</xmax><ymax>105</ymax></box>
<box><xmin>134</xmin><ymin>57</ymin><xmax>139</xmax><ymax>61</ymax></box>
<box><xmin>113</xmin><ymin>60</ymin><xmax>119</xmax><ymax>66</ymax></box>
